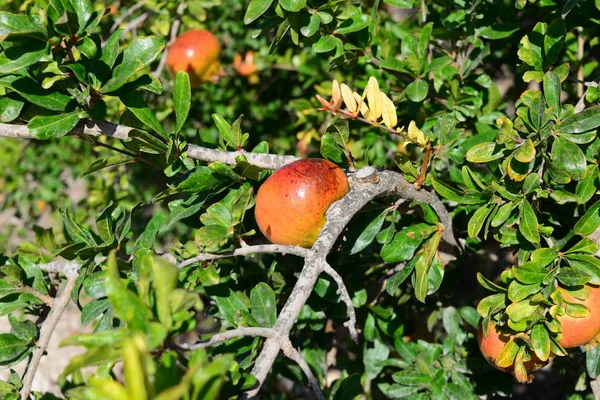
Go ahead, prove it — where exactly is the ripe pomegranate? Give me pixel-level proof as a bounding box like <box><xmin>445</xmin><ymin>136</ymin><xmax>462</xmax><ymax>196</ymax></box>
<box><xmin>254</xmin><ymin>159</ymin><xmax>349</xmax><ymax>248</ymax></box>
<box><xmin>478</xmin><ymin>322</ymin><xmax>549</xmax><ymax>381</ymax></box>
<box><xmin>166</xmin><ymin>29</ymin><xmax>223</xmax><ymax>86</ymax></box>
<box><xmin>557</xmin><ymin>284</ymin><xmax>600</xmax><ymax>348</ymax></box>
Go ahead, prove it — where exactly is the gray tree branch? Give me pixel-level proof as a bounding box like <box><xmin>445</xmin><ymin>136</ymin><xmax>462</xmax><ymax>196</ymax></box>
<box><xmin>20</xmin><ymin>276</ymin><xmax>77</xmax><ymax>400</ymax></box>
<box><xmin>322</xmin><ymin>261</ymin><xmax>358</xmax><ymax>342</ymax></box>
<box><xmin>180</xmin><ymin>327</ymin><xmax>277</xmax><ymax>350</ymax></box>
<box><xmin>178</xmin><ymin>244</ymin><xmax>312</xmax><ymax>268</ymax></box>
<box><xmin>282</xmin><ymin>339</ymin><xmax>326</xmax><ymax>400</ymax></box>
<box><xmin>0</xmin><ymin>120</ymin><xmax>460</xmax><ymax>398</ymax></box>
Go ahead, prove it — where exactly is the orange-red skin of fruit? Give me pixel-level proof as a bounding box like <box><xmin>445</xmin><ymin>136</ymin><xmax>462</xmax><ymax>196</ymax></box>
<box><xmin>255</xmin><ymin>159</ymin><xmax>349</xmax><ymax>248</ymax></box>
<box><xmin>557</xmin><ymin>284</ymin><xmax>600</xmax><ymax>348</ymax></box>
<box><xmin>478</xmin><ymin>323</ymin><xmax>512</xmax><ymax>371</ymax></box>
<box><xmin>166</xmin><ymin>30</ymin><xmax>222</xmax><ymax>86</ymax></box>
<box><xmin>477</xmin><ymin>323</ymin><xmax>548</xmax><ymax>374</ymax></box>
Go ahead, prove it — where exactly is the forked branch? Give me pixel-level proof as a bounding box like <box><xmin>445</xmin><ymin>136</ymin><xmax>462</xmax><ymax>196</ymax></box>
<box><xmin>0</xmin><ymin>120</ymin><xmax>459</xmax><ymax>398</ymax></box>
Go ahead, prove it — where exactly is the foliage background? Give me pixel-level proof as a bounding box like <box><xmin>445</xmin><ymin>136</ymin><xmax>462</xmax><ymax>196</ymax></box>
<box><xmin>0</xmin><ymin>0</ymin><xmax>600</xmax><ymax>398</ymax></box>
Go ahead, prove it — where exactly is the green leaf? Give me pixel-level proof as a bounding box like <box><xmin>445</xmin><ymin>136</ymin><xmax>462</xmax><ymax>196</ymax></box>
<box><xmin>80</xmin><ymin>156</ymin><xmax>135</xmax><ymax>177</ymax></box>
<box><xmin>320</xmin><ymin>132</ymin><xmax>344</xmax><ymax>163</ymax></box>
<box><xmin>507</xmin><ymin>280</ymin><xmax>542</xmax><ymax>302</ymax></box>
<box><xmin>381</xmin><ymin>223</ymin><xmax>437</xmax><ymax>263</ymax></box>
<box><xmin>102</xmin><ymin>36</ymin><xmax>165</xmax><ymax>93</ymax></box>
<box><xmin>27</xmin><ymin>111</ymin><xmax>82</xmax><ymax>140</ymax></box>
<box><xmin>386</xmin><ymin>259</ymin><xmax>417</xmax><ymax>295</ymax></box>
<box><xmin>104</xmin><ymin>251</ymin><xmax>152</xmax><ymax>331</ymax></box>
<box><xmin>519</xmin><ymin>199</ymin><xmax>540</xmax><ymax>244</ymax></box>
<box><xmin>557</xmin><ymin>268</ymin><xmax>590</xmax><ymax>286</ymax></box>
<box><xmin>543</xmin><ymin>71</ymin><xmax>561</xmax><ymax>114</ymax></box>
<box><xmin>132</xmin><ymin>214</ymin><xmax>165</xmax><ymax>251</ymax></box>
<box><xmin>173</xmin><ymin>72</ymin><xmax>191</xmax><ymax>134</ymax></box>
<box><xmin>476</xmin><ymin>273</ymin><xmax>507</xmax><ymax>293</ymax></box>
<box><xmin>0</xmin><ymin>334</ymin><xmax>29</xmax><ymax>364</ymax></box>
<box><xmin>72</xmin><ymin>0</ymin><xmax>93</xmax><ymax>34</ymax></box>
<box><xmin>557</xmin><ymin>107</ymin><xmax>600</xmax><ymax>134</ymax></box>
<box><xmin>506</xmin><ymin>299</ymin><xmax>538</xmax><ymax>323</ymax></box>
<box><xmin>383</xmin><ymin>0</ymin><xmax>414</xmax><ymax>7</ymax></box>
<box><xmin>468</xmin><ymin>204</ymin><xmax>494</xmax><ymax>238</ymax></box>
<box><xmin>405</xmin><ymin>80</ymin><xmax>429</xmax><ymax>102</ymax></box>
<box><xmin>576</xmin><ymin>165</ymin><xmax>599</xmax><ymax>204</ymax></box>
<box><xmin>587</xmin><ymin>345</ymin><xmax>600</xmax><ymax>377</ymax></box>
<box><xmin>466</xmin><ymin>142</ymin><xmax>504</xmax><ymax>163</ymax></box>
<box><xmin>566</xmin><ymin>238</ymin><xmax>598</xmax><ymax>255</ymax></box>
<box><xmin>479</xmin><ymin>23</ymin><xmax>519</xmax><ymax>40</ymax></box>
<box><xmin>0</xmin><ymin>12</ymin><xmax>45</xmax><ymax>40</ymax></box>
<box><xmin>120</xmin><ymin>91</ymin><xmax>168</xmax><ymax>139</ymax></box>
<box><xmin>414</xmin><ymin>232</ymin><xmax>441</xmax><ymax>302</ymax></box>
<box><xmin>531</xmin><ymin>324</ymin><xmax>551</xmax><ymax>361</ymax></box>
<box><xmin>245</xmin><ymin>0</ymin><xmax>274</xmax><ymax>24</ymax></box>
<box><xmin>177</xmin><ymin>166</ymin><xmax>230</xmax><ymax>194</ymax></box>
<box><xmin>278</xmin><ymin>0</ymin><xmax>306</xmax><ymax>12</ymax></box>
<box><xmin>350</xmin><ymin>209</ymin><xmax>389</xmax><ymax>254</ymax></box>
<box><xmin>0</xmin><ymin>40</ymin><xmax>46</xmax><ymax>73</ymax></box>
<box><xmin>250</xmin><ymin>283</ymin><xmax>277</xmax><ymax>328</ymax></box>
<box><xmin>0</xmin><ymin>95</ymin><xmax>24</xmax><ymax>122</ymax></box>
<box><xmin>313</xmin><ymin>35</ymin><xmax>338</xmax><ymax>53</ymax></box>
<box><xmin>491</xmin><ymin>201</ymin><xmax>517</xmax><ymax>228</ymax></box>
<box><xmin>148</xmin><ymin>255</ymin><xmax>179</xmax><ymax>329</ymax></box>
<box><xmin>332</xmin><ymin>374</ymin><xmax>363</xmax><ymax>400</ymax></box>
<box><xmin>101</xmin><ymin>29</ymin><xmax>124</xmax><ymax>70</ymax></box>
<box><xmin>336</xmin><ymin>15</ymin><xmax>371</xmax><ymax>35</ymax></box>
<box><xmin>430</xmin><ymin>176</ymin><xmax>486</xmax><ymax>205</ymax></box>
<box><xmin>513</xmin><ymin>138</ymin><xmax>535</xmax><ymax>163</ymax></box>
<box><xmin>574</xmin><ymin>200</ymin><xmax>600</xmax><ymax>236</ymax></box>
<box><xmin>566</xmin><ymin>254</ymin><xmax>600</xmax><ymax>284</ymax></box>
<box><xmin>544</xmin><ymin>18</ymin><xmax>565</xmax><ymax>65</ymax></box>
<box><xmin>214</xmin><ymin>288</ymin><xmax>248</xmax><ymax>327</ymax></box>
<box><xmin>81</xmin><ymin>298</ymin><xmax>110</xmax><ymax>326</ymax></box>
<box><xmin>6</xmin><ymin>76</ymin><xmax>72</xmax><ymax>111</ymax></box>
<box><xmin>512</xmin><ymin>261</ymin><xmax>548</xmax><ymax>284</ymax></box>
<box><xmin>551</xmin><ymin>136</ymin><xmax>586</xmax><ymax>181</ymax></box>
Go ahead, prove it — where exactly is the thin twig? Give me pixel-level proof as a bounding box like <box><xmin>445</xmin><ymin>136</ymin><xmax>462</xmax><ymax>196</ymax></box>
<box><xmin>321</xmin><ymin>262</ymin><xmax>358</xmax><ymax>342</ymax></box>
<box><xmin>109</xmin><ymin>1</ymin><xmax>147</xmax><ymax>33</ymax></box>
<box><xmin>282</xmin><ymin>339</ymin><xmax>326</xmax><ymax>400</ymax></box>
<box><xmin>153</xmin><ymin>0</ymin><xmax>186</xmax><ymax>81</ymax></box>
<box><xmin>180</xmin><ymin>327</ymin><xmax>277</xmax><ymax>350</ymax></box>
<box><xmin>121</xmin><ymin>12</ymin><xmax>152</xmax><ymax>38</ymax></box>
<box><xmin>178</xmin><ymin>244</ymin><xmax>313</xmax><ymax>268</ymax></box>
<box><xmin>17</xmin><ymin>286</ymin><xmax>53</xmax><ymax>307</ymax></box>
<box><xmin>20</xmin><ymin>276</ymin><xmax>77</xmax><ymax>400</ymax></box>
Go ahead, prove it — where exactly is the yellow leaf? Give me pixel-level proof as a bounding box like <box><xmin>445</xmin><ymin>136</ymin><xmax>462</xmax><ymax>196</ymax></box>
<box><xmin>408</xmin><ymin>121</ymin><xmax>427</xmax><ymax>146</ymax></box>
<box><xmin>381</xmin><ymin>92</ymin><xmax>397</xmax><ymax>129</ymax></box>
<box><xmin>353</xmin><ymin>92</ymin><xmax>371</xmax><ymax>120</ymax></box>
<box><xmin>331</xmin><ymin>80</ymin><xmax>342</xmax><ymax>110</ymax></box>
<box><xmin>364</xmin><ymin>76</ymin><xmax>382</xmax><ymax>121</ymax></box>
<box><xmin>341</xmin><ymin>83</ymin><xmax>357</xmax><ymax>113</ymax></box>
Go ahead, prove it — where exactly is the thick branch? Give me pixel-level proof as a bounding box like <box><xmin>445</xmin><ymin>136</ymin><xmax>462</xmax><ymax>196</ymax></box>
<box><xmin>282</xmin><ymin>340</ymin><xmax>325</xmax><ymax>400</ymax></box>
<box><xmin>178</xmin><ymin>244</ymin><xmax>312</xmax><ymax>268</ymax></box>
<box><xmin>0</xmin><ymin>121</ymin><xmax>298</xmax><ymax>170</ymax></box>
<box><xmin>321</xmin><ymin>262</ymin><xmax>358</xmax><ymax>342</ymax></box>
<box><xmin>37</xmin><ymin>261</ymin><xmax>82</xmax><ymax>278</ymax></box>
<box><xmin>245</xmin><ymin>167</ymin><xmax>459</xmax><ymax>397</ymax></box>
<box><xmin>20</xmin><ymin>276</ymin><xmax>77</xmax><ymax>400</ymax></box>
<box><xmin>180</xmin><ymin>327</ymin><xmax>277</xmax><ymax>350</ymax></box>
